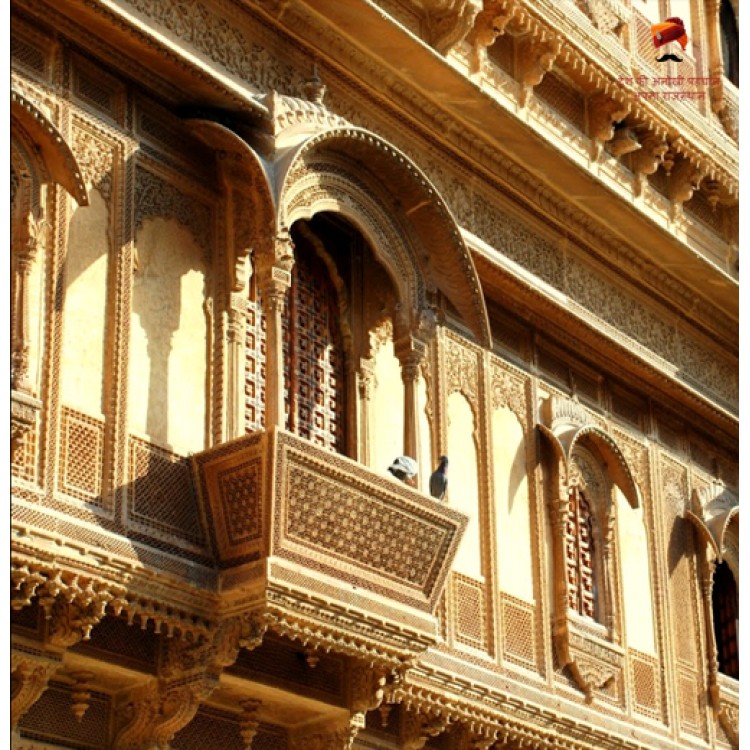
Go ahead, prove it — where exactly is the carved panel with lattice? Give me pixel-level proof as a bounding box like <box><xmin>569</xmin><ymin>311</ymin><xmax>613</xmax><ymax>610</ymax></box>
<box><xmin>452</xmin><ymin>573</ymin><xmax>487</xmax><ymax>652</ymax></box>
<box><xmin>629</xmin><ymin>650</ymin><xmax>663</xmax><ymax>722</ymax></box>
<box><xmin>58</xmin><ymin>407</ymin><xmax>104</xmax><ymax>504</ymax></box>
<box><xmin>501</xmin><ymin>593</ymin><xmax>537</xmax><ymax>671</ymax></box>
<box><xmin>128</xmin><ymin>436</ymin><xmax>204</xmax><ymax>545</ymax></box>
<box><xmin>677</xmin><ymin>668</ymin><xmax>703</xmax><ymax>737</ymax></box>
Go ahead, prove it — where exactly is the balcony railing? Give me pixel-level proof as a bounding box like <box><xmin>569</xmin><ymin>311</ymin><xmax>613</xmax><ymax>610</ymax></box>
<box><xmin>192</xmin><ymin>428</ymin><xmax>467</xmax><ymax>658</ymax></box>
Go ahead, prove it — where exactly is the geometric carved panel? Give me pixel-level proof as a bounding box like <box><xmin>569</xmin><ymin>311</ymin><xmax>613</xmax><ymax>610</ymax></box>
<box><xmin>502</xmin><ymin>593</ymin><xmax>537</xmax><ymax>671</ymax></box>
<box><xmin>677</xmin><ymin>668</ymin><xmax>702</xmax><ymax>736</ymax></box>
<box><xmin>59</xmin><ymin>407</ymin><xmax>104</xmax><ymax>503</ymax></box>
<box><xmin>630</xmin><ymin>650</ymin><xmax>663</xmax><ymax>722</ymax></box>
<box><xmin>129</xmin><ymin>436</ymin><xmax>204</xmax><ymax>545</ymax></box>
<box><xmin>217</xmin><ymin>458</ymin><xmax>263</xmax><ymax>547</ymax></box>
<box><xmin>452</xmin><ymin>573</ymin><xmax>487</xmax><ymax>652</ymax></box>
<box><xmin>284</xmin><ymin>459</ymin><xmax>451</xmax><ymax>592</ymax></box>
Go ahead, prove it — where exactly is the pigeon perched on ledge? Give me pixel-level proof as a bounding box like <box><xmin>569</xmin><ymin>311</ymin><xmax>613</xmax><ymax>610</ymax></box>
<box><xmin>429</xmin><ymin>456</ymin><xmax>449</xmax><ymax>501</ymax></box>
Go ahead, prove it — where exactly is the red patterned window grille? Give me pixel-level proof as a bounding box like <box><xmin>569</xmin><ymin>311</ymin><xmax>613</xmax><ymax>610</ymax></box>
<box><xmin>565</xmin><ymin>488</ymin><xmax>596</xmax><ymax>619</ymax></box>
<box><xmin>712</xmin><ymin>561</ymin><xmax>739</xmax><ymax>678</ymax></box>
<box><xmin>283</xmin><ymin>250</ymin><xmax>346</xmax><ymax>453</ymax></box>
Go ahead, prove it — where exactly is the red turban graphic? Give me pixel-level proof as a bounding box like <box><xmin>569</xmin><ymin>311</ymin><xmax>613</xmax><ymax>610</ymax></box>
<box><xmin>651</xmin><ymin>17</ymin><xmax>689</xmax><ymax>51</ymax></box>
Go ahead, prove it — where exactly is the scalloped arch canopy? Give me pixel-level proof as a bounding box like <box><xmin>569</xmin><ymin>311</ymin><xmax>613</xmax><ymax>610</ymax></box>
<box><xmin>684</xmin><ymin>486</ymin><xmax>739</xmax><ymax>564</ymax></box>
<box><xmin>11</xmin><ymin>88</ymin><xmax>88</xmax><ymax>206</ymax></box>
<box><xmin>276</xmin><ymin>127</ymin><xmax>491</xmax><ymax>347</ymax></box>
<box><xmin>538</xmin><ymin>423</ymin><xmax>640</xmax><ymax>509</ymax></box>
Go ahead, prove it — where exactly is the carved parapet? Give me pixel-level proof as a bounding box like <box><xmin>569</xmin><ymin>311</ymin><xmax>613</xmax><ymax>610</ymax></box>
<box><xmin>192</xmin><ymin>428</ymin><xmax>468</xmax><ymax>665</ymax></box>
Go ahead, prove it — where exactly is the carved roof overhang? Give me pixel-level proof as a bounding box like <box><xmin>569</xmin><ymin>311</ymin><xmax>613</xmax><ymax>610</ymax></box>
<box><xmin>472</xmin><ymin>250</ymin><xmax>738</xmax><ymax>448</ymax></box>
<box><xmin>537</xmin><ymin>394</ymin><xmax>640</xmax><ymax>508</ymax></box>
<box><xmin>11</xmin><ymin>86</ymin><xmax>89</xmax><ymax>206</ymax></box>
<box><xmin>277</xmin><ymin>126</ymin><xmax>492</xmax><ymax>346</ymax></box>
<box><xmin>684</xmin><ymin>485</ymin><xmax>739</xmax><ymax>564</ymax></box>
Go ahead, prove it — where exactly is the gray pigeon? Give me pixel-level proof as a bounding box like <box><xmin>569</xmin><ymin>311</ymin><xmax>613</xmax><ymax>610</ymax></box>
<box><xmin>429</xmin><ymin>456</ymin><xmax>449</xmax><ymax>500</ymax></box>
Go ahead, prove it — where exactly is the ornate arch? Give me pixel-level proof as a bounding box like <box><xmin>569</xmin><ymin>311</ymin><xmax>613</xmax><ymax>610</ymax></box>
<box><xmin>276</xmin><ymin>127</ymin><xmax>491</xmax><ymax>347</ymax></box>
<box><xmin>684</xmin><ymin>485</ymin><xmax>739</xmax><ymax>568</ymax></box>
<box><xmin>186</xmin><ymin>118</ymin><xmax>276</xmax><ymax>291</ymax></box>
<box><xmin>537</xmin><ymin>395</ymin><xmax>640</xmax><ymax>510</ymax></box>
<box><xmin>11</xmin><ymin>86</ymin><xmax>88</xmax><ymax>206</ymax></box>
<box><xmin>537</xmin><ymin>394</ymin><xmax>637</xmax><ymax>702</ymax></box>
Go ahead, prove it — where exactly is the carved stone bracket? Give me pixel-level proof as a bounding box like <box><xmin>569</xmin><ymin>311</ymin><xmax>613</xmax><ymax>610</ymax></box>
<box><xmin>113</xmin><ymin>675</ymin><xmax>217</xmax><ymax>750</ymax></box>
<box><xmin>402</xmin><ymin>710</ymin><xmax>449</xmax><ymax>750</ymax></box>
<box><xmin>554</xmin><ymin>619</ymin><xmax>623</xmax><ymax>702</ymax></box>
<box><xmin>420</xmin><ymin>0</ymin><xmax>482</xmax><ymax>54</ymax></box>
<box><xmin>632</xmin><ymin>132</ymin><xmax>668</xmax><ymax>196</ymax></box>
<box><xmin>466</xmin><ymin>1</ymin><xmax>515</xmax><ymax>74</ymax></box>
<box><xmin>518</xmin><ymin>35</ymin><xmax>561</xmax><ymax>107</ymax></box>
<box><xmin>717</xmin><ymin>696</ymin><xmax>739</xmax><ymax>749</ymax></box>
<box><xmin>588</xmin><ymin>93</ymin><xmax>629</xmax><ymax>160</ymax></box>
<box><xmin>11</xmin><ymin>652</ymin><xmax>61</xmax><ymax>730</ymax></box>
<box><xmin>668</xmin><ymin>156</ymin><xmax>706</xmax><ymax>219</ymax></box>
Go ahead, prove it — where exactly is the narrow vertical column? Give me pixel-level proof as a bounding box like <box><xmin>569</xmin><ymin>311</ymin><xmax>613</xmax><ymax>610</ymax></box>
<box><xmin>394</xmin><ymin>336</ymin><xmax>426</xmax><ymax>473</ymax></box>
<box><xmin>700</xmin><ymin>556</ymin><xmax>720</xmax><ymax>710</ymax></box>
<box><xmin>11</xmin><ymin>210</ymin><xmax>45</xmax><ymax>394</ymax></box>
<box><xmin>257</xmin><ymin>233</ymin><xmax>294</xmax><ymax>431</ymax></box>
<box><xmin>356</xmin><ymin>357</ymin><xmax>376</xmax><ymax>466</ymax></box>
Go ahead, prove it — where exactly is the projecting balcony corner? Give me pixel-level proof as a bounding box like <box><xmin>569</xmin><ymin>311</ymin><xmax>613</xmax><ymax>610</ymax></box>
<box><xmin>192</xmin><ymin>428</ymin><xmax>468</xmax><ymax>649</ymax></box>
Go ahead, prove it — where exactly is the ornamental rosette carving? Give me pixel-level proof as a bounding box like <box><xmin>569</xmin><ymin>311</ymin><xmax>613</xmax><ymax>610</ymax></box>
<box><xmin>490</xmin><ymin>364</ymin><xmax>525</xmax><ymax>422</ymax></box>
<box><xmin>72</xmin><ymin>127</ymin><xmax>114</xmax><ymax>202</ymax></box>
<box><xmin>444</xmin><ymin>336</ymin><xmax>479</xmax><ymax>403</ymax></box>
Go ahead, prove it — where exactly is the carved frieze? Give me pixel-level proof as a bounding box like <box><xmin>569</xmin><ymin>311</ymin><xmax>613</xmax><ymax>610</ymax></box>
<box><xmin>124</xmin><ymin>0</ymin><xmax>300</xmax><ymax>93</ymax></box>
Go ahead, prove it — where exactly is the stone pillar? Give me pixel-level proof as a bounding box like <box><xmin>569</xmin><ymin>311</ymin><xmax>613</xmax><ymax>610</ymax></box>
<box><xmin>394</xmin><ymin>337</ymin><xmax>426</xmax><ymax>471</ymax></box>
<box><xmin>257</xmin><ymin>233</ymin><xmax>294</xmax><ymax>431</ymax></box>
<box><xmin>11</xmin><ymin>210</ymin><xmax>45</xmax><ymax>394</ymax></box>
<box><xmin>356</xmin><ymin>357</ymin><xmax>376</xmax><ymax>466</ymax></box>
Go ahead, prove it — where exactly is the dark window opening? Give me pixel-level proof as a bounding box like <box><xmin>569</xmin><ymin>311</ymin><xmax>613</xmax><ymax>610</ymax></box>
<box><xmin>712</xmin><ymin>560</ymin><xmax>739</xmax><ymax>678</ymax></box>
<box><xmin>720</xmin><ymin>0</ymin><xmax>739</xmax><ymax>86</ymax></box>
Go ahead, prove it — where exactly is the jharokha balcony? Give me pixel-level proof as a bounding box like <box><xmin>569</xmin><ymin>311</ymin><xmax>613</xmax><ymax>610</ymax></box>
<box><xmin>191</xmin><ymin>428</ymin><xmax>468</xmax><ymax>665</ymax></box>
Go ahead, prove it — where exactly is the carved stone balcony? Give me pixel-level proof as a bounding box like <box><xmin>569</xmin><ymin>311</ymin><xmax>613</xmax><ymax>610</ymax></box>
<box><xmin>192</xmin><ymin>428</ymin><xmax>467</xmax><ymax>665</ymax></box>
